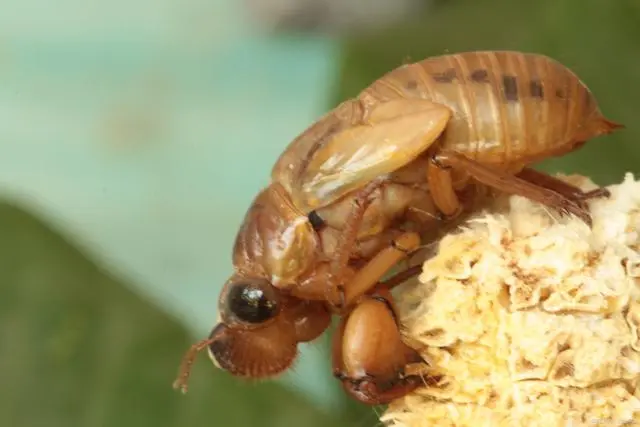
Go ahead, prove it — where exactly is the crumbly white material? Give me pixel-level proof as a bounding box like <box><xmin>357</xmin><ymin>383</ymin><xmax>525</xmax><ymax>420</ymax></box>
<box><xmin>382</xmin><ymin>173</ymin><xmax>640</xmax><ymax>427</ymax></box>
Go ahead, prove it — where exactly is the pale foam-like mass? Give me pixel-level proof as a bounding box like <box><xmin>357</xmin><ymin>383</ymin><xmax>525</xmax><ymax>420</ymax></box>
<box><xmin>381</xmin><ymin>173</ymin><xmax>640</xmax><ymax>427</ymax></box>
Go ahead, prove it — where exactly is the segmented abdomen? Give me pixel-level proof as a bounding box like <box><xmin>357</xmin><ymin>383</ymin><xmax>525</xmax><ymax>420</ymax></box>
<box><xmin>361</xmin><ymin>51</ymin><xmax>600</xmax><ymax>166</ymax></box>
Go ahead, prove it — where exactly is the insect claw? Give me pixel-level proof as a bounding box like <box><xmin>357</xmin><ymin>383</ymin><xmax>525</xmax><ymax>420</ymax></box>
<box><xmin>576</xmin><ymin>187</ymin><xmax>611</xmax><ymax>201</ymax></box>
<box><xmin>571</xmin><ymin>206</ymin><xmax>592</xmax><ymax>227</ymax></box>
<box><xmin>324</xmin><ymin>278</ymin><xmax>347</xmax><ymax>312</ymax></box>
<box><xmin>550</xmin><ymin>195</ymin><xmax>592</xmax><ymax>227</ymax></box>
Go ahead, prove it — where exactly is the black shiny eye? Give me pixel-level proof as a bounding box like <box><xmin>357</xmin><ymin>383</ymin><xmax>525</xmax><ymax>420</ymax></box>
<box><xmin>226</xmin><ymin>281</ymin><xmax>279</xmax><ymax>324</ymax></box>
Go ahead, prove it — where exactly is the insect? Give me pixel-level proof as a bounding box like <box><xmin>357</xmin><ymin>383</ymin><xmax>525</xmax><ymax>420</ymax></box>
<box><xmin>172</xmin><ymin>50</ymin><xmax>622</xmax><ymax>405</ymax></box>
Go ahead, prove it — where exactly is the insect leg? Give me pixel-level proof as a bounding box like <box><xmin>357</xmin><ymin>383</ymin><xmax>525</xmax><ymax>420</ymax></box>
<box><xmin>516</xmin><ymin>167</ymin><xmax>611</xmax><ymax>201</ymax></box>
<box><xmin>342</xmin><ymin>231</ymin><xmax>421</xmax><ymax>308</ymax></box>
<box><xmin>172</xmin><ymin>335</ymin><xmax>219</xmax><ymax>394</ymax></box>
<box><xmin>426</xmin><ymin>154</ymin><xmax>464</xmax><ymax>218</ymax></box>
<box><xmin>332</xmin><ymin>289</ymin><xmax>430</xmax><ymax>405</ymax></box>
<box><xmin>378</xmin><ymin>264</ymin><xmax>424</xmax><ymax>290</ymax></box>
<box><xmin>331</xmin><ymin>179</ymin><xmax>387</xmax><ymax>273</ymax></box>
<box><xmin>327</xmin><ymin>178</ymin><xmax>388</xmax><ymax>308</ymax></box>
<box><xmin>433</xmin><ymin>151</ymin><xmax>593</xmax><ymax>226</ymax></box>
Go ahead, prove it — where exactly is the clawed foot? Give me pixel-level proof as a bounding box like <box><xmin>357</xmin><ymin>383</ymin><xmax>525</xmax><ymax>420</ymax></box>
<box><xmin>338</xmin><ymin>371</ymin><xmax>426</xmax><ymax>405</ymax></box>
<box><xmin>334</xmin><ymin>347</ymin><xmax>432</xmax><ymax>405</ymax></box>
<box><xmin>554</xmin><ymin>186</ymin><xmax>610</xmax><ymax>227</ymax></box>
<box><xmin>573</xmin><ymin>187</ymin><xmax>611</xmax><ymax>202</ymax></box>
<box><xmin>556</xmin><ymin>199</ymin><xmax>593</xmax><ymax>227</ymax></box>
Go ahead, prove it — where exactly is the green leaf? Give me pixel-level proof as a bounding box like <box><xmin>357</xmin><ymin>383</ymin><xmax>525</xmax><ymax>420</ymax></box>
<box><xmin>0</xmin><ymin>201</ymin><xmax>373</xmax><ymax>427</ymax></box>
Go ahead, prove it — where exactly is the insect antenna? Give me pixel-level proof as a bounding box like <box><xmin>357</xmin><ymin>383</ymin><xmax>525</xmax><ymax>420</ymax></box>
<box><xmin>172</xmin><ymin>335</ymin><xmax>219</xmax><ymax>394</ymax></box>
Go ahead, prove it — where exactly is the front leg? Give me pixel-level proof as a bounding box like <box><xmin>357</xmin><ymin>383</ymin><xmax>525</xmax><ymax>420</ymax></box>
<box><xmin>293</xmin><ymin>229</ymin><xmax>420</xmax><ymax>313</ymax></box>
<box><xmin>325</xmin><ymin>178</ymin><xmax>387</xmax><ymax>309</ymax></box>
<box><xmin>332</xmin><ymin>290</ymin><xmax>429</xmax><ymax>405</ymax></box>
<box><xmin>341</xmin><ymin>231</ymin><xmax>421</xmax><ymax>309</ymax></box>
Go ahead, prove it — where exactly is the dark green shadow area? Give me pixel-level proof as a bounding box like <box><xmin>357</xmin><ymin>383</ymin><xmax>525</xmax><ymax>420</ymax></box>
<box><xmin>0</xmin><ymin>201</ymin><xmax>374</xmax><ymax>427</ymax></box>
<box><xmin>331</xmin><ymin>0</ymin><xmax>640</xmax><ymax>185</ymax></box>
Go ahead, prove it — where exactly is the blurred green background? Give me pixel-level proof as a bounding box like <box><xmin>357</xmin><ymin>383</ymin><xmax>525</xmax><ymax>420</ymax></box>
<box><xmin>0</xmin><ymin>0</ymin><xmax>638</xmax><ymax>426</ymax></box>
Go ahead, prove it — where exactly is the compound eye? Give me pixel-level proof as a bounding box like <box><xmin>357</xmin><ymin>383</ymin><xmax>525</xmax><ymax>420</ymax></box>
<box><xmin>226</xmin><ymin>280</ymin><xmax>280</xmax><ymax>324</ymax></box>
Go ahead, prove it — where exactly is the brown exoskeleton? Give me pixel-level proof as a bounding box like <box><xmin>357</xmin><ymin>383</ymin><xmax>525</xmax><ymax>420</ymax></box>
<box><xmin>172</xmin><ymin>51</ymin><xmax>623</xmax><ymax>405</ymax></box>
